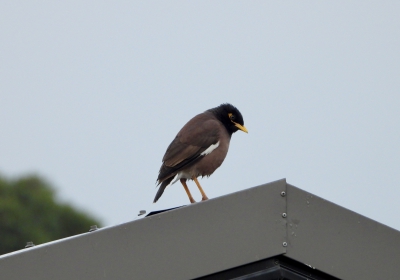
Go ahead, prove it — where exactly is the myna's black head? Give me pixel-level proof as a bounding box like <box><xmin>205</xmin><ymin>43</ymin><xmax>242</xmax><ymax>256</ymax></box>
<box><xmin>208</xmin><ymin>103</ymin><xmax>248</xmax><ymax>135</ymax></box>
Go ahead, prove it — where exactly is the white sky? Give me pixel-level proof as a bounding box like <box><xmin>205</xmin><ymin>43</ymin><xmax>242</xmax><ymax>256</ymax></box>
<box><xmin>1</xmin><ymin>2</ymin><xmax>399</xmax><ymax>230</ymax></box>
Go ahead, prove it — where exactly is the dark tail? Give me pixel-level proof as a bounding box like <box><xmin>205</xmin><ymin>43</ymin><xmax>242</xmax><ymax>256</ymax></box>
<box><xmin>153</xmin><ymin>177</ymin><xmax>173</xmax><ymax>203</ymax></box>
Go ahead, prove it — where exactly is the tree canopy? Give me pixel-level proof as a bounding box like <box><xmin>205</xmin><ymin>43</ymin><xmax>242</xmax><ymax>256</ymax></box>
<box><xmin>0</xmin><ymin>174</ymin><xmax>101</xmax><ymax>255</ymax></box>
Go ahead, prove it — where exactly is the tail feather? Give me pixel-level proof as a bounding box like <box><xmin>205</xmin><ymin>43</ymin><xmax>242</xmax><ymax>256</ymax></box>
<box><xmin>153</xmin><ymin>177</ymin><xmax>174</xmax><ymax>203</ymax></box>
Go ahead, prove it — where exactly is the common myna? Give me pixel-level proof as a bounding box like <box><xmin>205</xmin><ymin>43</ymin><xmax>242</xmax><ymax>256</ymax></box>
<box><xmin>153</xmin><ymin>103</ymin><xmax>247</xmax><ymax>203</ymax></box>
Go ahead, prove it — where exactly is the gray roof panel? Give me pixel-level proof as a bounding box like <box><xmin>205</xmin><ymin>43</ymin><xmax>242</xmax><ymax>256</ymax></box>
<box><xmin>0</xmin><ymin>179</ymin><xmax>287</xmax><ymax>280</ymax></box>
<box><xmin>286</xmin><ymin>184</ymin><xmax>400</xmax><ymax>280</ymax></box>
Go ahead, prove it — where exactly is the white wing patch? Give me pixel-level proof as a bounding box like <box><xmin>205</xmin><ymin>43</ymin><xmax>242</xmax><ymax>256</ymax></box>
<box><xmin>200</xmin><ymin>141</ymin><xmax>220</xmax><ymax>156</ymax></box>
<box><xmin>166</xmin><ymin>141</ymin><xmax>220</xmax><ymax>189</ymax></box>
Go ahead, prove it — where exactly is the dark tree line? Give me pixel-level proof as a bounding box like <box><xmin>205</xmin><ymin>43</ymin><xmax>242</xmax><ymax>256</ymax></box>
<box><xmin>0</xmin><ymin>174</ymin><xmax>101</xmax><ymax>255</ymax></box>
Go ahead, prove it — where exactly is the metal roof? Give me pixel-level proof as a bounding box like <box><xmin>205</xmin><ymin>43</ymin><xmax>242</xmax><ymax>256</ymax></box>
<box><xmin>0</xmin><ymin>179</ymin><xmax>399</xmax><ymax>280</ymax></box>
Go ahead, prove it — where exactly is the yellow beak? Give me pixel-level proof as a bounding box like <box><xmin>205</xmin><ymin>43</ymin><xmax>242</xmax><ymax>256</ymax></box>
<box><xmin>233</xmin><ymin>122</ymin><xmax>248</xmax><ymax>133</ymax></box>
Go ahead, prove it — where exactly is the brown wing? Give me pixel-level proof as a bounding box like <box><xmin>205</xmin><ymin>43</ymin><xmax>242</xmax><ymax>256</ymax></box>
<box><xmin>157</xmin><ymin>112</ymin><xmax>221</xmax><ymax>182</ymax></box>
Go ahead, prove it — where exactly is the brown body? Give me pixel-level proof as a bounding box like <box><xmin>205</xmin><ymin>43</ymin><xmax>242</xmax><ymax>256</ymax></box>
<box><xmin>158</xmin><ymin>112</ymin><xmax>230</xmax><ymax>182</ymax></box>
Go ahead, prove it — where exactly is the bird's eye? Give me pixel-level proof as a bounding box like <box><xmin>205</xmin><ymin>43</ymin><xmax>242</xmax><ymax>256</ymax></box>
<box><xmin>229</xmin><ymin>113</ymin><xmax>235</xmax><ymax>121</ymax></box>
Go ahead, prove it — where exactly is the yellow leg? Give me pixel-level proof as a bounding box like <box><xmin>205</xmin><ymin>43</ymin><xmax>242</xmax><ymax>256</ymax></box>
<box><xmin>180</xmin><ymin>179</ymin><xmax>196</xmax><ymax>203</ymax></box>
<box><xmin>192</xmin><ymin>177</ymin><xmax>209</xmax><ymax>201</ymax></box>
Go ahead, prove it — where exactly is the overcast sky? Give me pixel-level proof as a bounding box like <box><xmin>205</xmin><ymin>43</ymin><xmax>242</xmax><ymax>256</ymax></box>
<box><xmin>1</xmin><ymin>2</ymin><xmax>399</xmax><ymax>230</ymax></box>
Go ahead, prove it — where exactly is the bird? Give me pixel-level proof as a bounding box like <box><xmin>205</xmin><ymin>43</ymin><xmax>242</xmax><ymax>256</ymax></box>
<box><xmin>153</xmin><ymin>103</ymin><xmax>247</xmax><ymax>203</ymax></box>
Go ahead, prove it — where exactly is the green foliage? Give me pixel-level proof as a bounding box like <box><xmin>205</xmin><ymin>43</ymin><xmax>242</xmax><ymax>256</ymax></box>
<box><xmin>0</xmin><ymin>174</ymin><xmax>101</xmax><ymax>255</ymax></box>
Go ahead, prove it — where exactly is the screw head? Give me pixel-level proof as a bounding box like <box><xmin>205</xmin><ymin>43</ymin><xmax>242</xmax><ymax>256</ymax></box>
<box><xmin>138</xmin><ymin>210</ymin><xmax>146</xmax><ymax>216</ymax></box>
<box><xmin>89</xmin><ymin>225</ymin><xmax>98</xmax><ymax>232</ymax></box>
<box><xmin>282</xmin><ymin>213</ymin><xmax>287</xmax><ymax>218</ymax></box>
<box><xmin>281</xmin><ymin>191</ymin><xmax>286</xmax><ymax>197</ymax></box>
<box><xmin>25</xmin><ymin>241</ymin><xmax>35</xmax><ymax>248</ymax></box>
<box><xmin>282</xmin><ymin>242</ymin><xmax>288</xmax><ymax>247</ymax></box>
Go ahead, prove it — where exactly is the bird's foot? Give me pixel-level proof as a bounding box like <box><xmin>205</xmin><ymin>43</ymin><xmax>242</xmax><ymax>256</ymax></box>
<box><xmin>201</xmin><ymin>196</ymin><xmax>209</xmax><ymax>201</ymax></box>
<box><xmin>189</xmin><ymin>198</ymin><xmax>197</xmax><ymax>204</ymax></box>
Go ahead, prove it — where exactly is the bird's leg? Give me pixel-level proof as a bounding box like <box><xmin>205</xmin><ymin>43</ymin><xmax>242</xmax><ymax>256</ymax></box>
<box><xmin>180</xmin><ymin>179</ymin><xmax>196</xmax><ymax>204</ymax></box>
<box><xmin>192</xmin><ymin>177</ymin><xmax>209</xmax><ymax>201</ymax></box>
